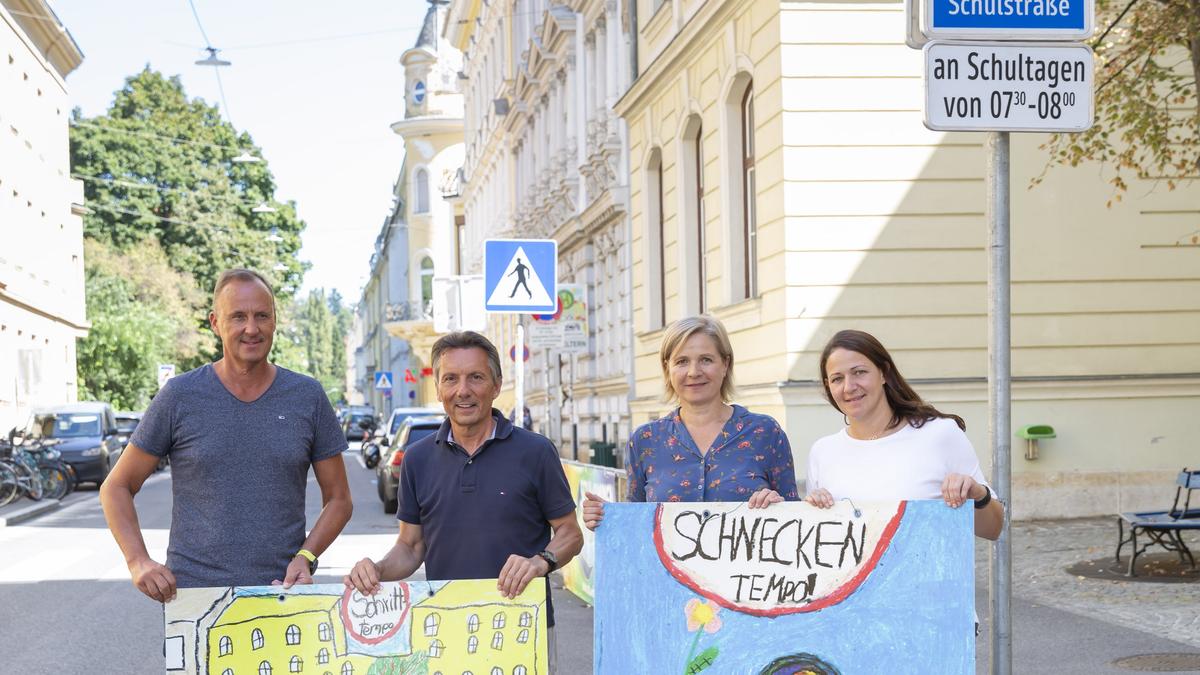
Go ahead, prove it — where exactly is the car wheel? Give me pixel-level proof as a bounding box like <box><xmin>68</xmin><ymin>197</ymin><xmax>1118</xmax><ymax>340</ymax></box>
<box><xmin>383</xmin><ymin>493</ymin><xmax>397</xmax><ymax>514</ymax></box>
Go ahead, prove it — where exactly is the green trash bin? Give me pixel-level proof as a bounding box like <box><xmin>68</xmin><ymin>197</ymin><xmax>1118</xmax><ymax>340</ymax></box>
<box><xmin>1016</xmin><ymin>424</ymin><xmax>1055</xmax><ymax>461</ymax></box>
<box><xmin>589</xmin><ymin>441</ymin><xmax>617</xmax><ymax>467</ymax></box>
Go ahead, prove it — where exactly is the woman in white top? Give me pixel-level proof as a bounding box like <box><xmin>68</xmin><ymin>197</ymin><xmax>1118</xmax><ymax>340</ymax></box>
<box><xmin>805</xmin><ymin>329</ymin><xmax>1004</xmax><ymax>540</ymax></box>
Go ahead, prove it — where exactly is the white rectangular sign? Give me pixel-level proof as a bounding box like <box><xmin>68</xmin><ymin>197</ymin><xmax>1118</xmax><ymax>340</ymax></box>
<box><xmin>924</xmin><ymin>42</ymin><xmax>1093</xmax><ymax>132</ymax></box>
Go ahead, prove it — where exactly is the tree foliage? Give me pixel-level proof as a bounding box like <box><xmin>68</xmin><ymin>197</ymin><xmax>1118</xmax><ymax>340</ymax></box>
<box><xmin>76</xmin><ymin>240</ymin><xmax>192</xmax><ymax>410</ymax></box>
<box><xmin>70</xmin><ymin>69</ymin><xmax>356</xmax><ymax>406</ymax></box>
<box><xmin>70</xmin><ymin>68</ymin><xmax>307</xmax><ymax>366</ymax></box>
<box><xmin>1039</xmin><ymin>0</ymin><xmax>1200</xmax><ymax>201</ymax></box>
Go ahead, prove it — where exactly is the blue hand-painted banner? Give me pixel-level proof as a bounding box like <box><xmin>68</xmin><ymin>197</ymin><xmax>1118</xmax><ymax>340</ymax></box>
<box><xmin>926</xmin><ymin>0</ymin><xmax>1092</xmax><ymax>38</ymax></box>
<box><xmin>595</xmin><ymin>500</ymin><xmax>975</xmax><ymax>674</ymax></box>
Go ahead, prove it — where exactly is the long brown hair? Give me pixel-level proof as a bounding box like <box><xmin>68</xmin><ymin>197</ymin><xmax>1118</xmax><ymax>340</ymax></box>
<box><xmin>819</xmin><ymin>329</ymin><xmax>965</xmax><ymax>432</ymax></box>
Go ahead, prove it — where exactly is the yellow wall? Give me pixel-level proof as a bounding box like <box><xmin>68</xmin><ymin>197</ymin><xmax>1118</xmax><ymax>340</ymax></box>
<box><xmin>620</xmin><ymin>0</ymin><xmax>1200</xmax><ymax>517</ymax></box>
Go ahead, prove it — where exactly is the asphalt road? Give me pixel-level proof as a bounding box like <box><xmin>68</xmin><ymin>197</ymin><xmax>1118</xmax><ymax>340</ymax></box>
<box><xmin>2</xmin><ymin>449</ymin><xmax>1197</xmax><ymax>674</ymax></box>
<box><xmin>0</xmin><ymin>447</ymin><xmax>593</xmax><ymax>674</ymax></box>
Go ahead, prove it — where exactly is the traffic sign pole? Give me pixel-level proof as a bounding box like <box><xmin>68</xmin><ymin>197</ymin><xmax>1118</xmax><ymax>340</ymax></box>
<box><xmin>515</xmin><ymin>323</ymin><xmax>525</xmax><ymax>429</ymax></box>
<box><xmin>987</xmin><ymin>131</ymin><xmax>1013</xmax><ymax>675</ymax></box>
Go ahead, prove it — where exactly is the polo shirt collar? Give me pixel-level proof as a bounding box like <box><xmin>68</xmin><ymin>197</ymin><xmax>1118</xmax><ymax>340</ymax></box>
<box><xmin>437</xmin><ymin>408</ymin><xmax>514</xmax><ymax>452</ymax></box>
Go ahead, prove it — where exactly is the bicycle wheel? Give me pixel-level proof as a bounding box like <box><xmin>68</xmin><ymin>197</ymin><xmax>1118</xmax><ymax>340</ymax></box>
<box><xmin>0</xmin><ymin>463</ymin><xmax>19</xmax><ymax>507</ymax></box>
<box><xmin>39</xmin><ymin>463</ymin><xmax>69</xmax><ymax>500</ymax></box>
<box><xmin>14</xmin><ymin>462</ymin><xmax>43</xmax><ymax>501</ymax></box>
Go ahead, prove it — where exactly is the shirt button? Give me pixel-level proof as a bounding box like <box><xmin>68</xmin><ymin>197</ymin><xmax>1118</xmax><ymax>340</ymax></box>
<box><xmin>467</xmin><ymin>460</ymin><xmax>473</xmax><ymax>465</ymax></box>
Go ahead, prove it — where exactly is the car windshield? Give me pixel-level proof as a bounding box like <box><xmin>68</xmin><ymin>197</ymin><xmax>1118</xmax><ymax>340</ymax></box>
<box><xmin>406</xmin><ymin>426</ymin><xmax>438</xmax><ymax>447</ymax></box>
<box><xmin>390</xmin><ymin>415</ymin><xmax>416</xmax><ymax>434</ymax></box>
<box><xmin>28</xmin><ymin>413</ymin><xmax>102</xmax><ymax>439</ymax></box>
<box><xmin>350</xmin><ymin>414</ymin><xmax>372</xmax><ymax>425</ymax></box>
<box><xmin>115</xmin><ymin>418</ymin><xmax>139</xmax><ymax>433</ymax></box>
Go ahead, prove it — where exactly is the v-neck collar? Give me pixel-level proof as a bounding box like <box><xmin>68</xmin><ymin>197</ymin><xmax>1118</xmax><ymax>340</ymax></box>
<box><xmin>669</xmin><ymin>404</ymin><xmax>746</xmax><ymax>457</ymax></box>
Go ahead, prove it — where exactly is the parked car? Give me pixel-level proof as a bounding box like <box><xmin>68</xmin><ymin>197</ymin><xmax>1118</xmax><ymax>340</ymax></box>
<box><xmin>381</xmin><ymin>406</ymin><xmax>443</xmax><ymax>447</ymax></box>
<box><xmin>377</xmin><ymin>416</ymin><xmax>444</xmax><ymax>513</ymax></box>
<box><xmin>114</xmin><ymin>411</ymin><xmax>142</xmax><ymax>448</ymax></box>
<box><xmin>23</xmin><ymin>402</ymin><xmax>123</xmax><ymax>485</ymax></box>
<box><xmin>342</xmin><ymin>407</ymin><xmax>377</xmax><ymax>442</ymax></box>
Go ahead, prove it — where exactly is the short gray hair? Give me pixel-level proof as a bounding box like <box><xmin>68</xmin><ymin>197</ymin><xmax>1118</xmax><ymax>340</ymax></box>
<box><xmin>430</xmin><ymin>331</ymin><xmax>503</xmax><ymax>384</ymax></box>
<box><xmin>212</xmin><ymin>268</ymin><xmax>275</xmax><ymax>311</ymax></box>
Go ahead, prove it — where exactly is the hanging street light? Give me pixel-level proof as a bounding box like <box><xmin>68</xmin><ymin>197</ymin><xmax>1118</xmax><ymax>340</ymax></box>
<box><xmin>252</xmin><ymin>202</ymin><xmax>277</xmax><ymax>214</ymax></box>
<box><xmin>266</xmin><ymin>227</ymin><xmax>284</xmax><ymax>242</ymax></box>
<box><xmin>231</xmin><ymin>150</ymin><xmax>261</xmax><ymax>163</ymax></box>
<box><xmin>273</xmin><ymin>263</ymin><xmax>288</xmax><ymax>272</ymax></box>
<box><xmin>195</xmin><ymin>47</ymin><xmax>231</xmax><ymax>67</ymax></box>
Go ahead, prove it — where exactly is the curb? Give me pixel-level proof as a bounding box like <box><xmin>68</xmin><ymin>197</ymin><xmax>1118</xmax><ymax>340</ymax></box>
<box><xmin>0</xmin><ymin>499</ymin><xmax>61</xmax><ymax>527</ymax></box>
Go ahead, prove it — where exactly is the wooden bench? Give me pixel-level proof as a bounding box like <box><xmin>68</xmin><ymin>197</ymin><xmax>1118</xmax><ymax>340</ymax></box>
<box><xmin>1116</xmin><ymin>468</ymin><xmax>1200</xmax><ymax>576</ymax></box>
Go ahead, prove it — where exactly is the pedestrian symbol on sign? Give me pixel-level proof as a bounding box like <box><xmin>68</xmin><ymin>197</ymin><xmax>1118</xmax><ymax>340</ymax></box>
<box><xmin>484</xmin><ymin>239</ymin><xmax>557</xmax><ymax>313</ymax></box>
<box><xmin>486</xmin><ymin>246</ymin><xmax>553</xmax><ymax>309</ymax></box>
<box><xmin>374</xmin><ymin>371</ymin><xmax>393</xmax><ymax>391</ymax></box>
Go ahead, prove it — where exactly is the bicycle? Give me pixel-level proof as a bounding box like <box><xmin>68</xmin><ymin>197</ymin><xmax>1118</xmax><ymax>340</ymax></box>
<box><xmin>25</xmin><ymin>439</ymin><xmax>74</xmax><ymax>501</ymax></box>
<box><xmin>0</xmin><ymin>461</ymin><xmax>18</xmax><ymax>507</ymax></box>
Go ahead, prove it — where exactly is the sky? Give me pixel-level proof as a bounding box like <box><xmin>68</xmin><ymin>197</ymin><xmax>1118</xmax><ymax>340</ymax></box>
<box><xmin>52</xmin><ymin>0</ymin><xmax>429</xmax><ymax>303</ymax></box>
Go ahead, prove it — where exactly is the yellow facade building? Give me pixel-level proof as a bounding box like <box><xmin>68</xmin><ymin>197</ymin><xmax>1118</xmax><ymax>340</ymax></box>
<box><xmin>206</xmin><ymin>596</ymin><xmax>373</xmax><ymax>675</ymax></box>
<box><xmin>410</xmin><ymin>582</ymin><xmax>546</xmax><ymax>675</ymax></box>
<box><xmin>616</xmin><ymin>0</ymin><xmax>1200</xmax><ymax>518</ymax></box>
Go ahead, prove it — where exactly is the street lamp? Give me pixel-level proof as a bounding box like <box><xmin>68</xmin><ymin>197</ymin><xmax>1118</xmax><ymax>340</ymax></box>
<box><xmin>195</xmin><ymin>47</ymin><xmax>231</xmax><ymax>67</ymax></box>
<box><xmin>231</xmin><ymin>150</ymin><xmax>261</xmax><ymax>164</ymax></box>
<box><xmin>266</xmin><ymin>227</ymin><xmax>284</xmax><ymax>242</ymax></box>
<box><xmin>252</xmin><ymin>202</ymin><xmax>277</xmax><ymax>214</ymax></box>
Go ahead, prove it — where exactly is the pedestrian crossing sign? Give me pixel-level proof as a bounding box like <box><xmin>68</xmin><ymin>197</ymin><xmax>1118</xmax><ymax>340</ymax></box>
<box><xmin>374</xmin><ymin>371</ymin><xmax>393</xmax><ymax>391</ymax></box>
<box><xmin>483</xmin><ymin>239</ymin><xmax>557</xmax><ymax>313</ymax></box>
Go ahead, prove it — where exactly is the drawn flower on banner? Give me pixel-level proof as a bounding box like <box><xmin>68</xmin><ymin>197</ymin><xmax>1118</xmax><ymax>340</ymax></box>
<box><xmin>683</xmin><ymin>598</ymin><xmax>722</xmax><ymax>674</ymax></box>
<box><xmin>685</xmin><ymin>598</ymin><xmax>722</xmax><ymax>633</ymax></box>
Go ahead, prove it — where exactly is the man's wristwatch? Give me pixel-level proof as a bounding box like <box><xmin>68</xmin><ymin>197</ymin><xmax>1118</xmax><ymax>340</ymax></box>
<box><xmin>296</xmin><ymin>548</ymin><xmax>318</xmax><ymax>575</ymax></box>
<box><xmin>536</xmin><ymin>550</ymin><xmax>558</xmax><ymax>573</ymax></box>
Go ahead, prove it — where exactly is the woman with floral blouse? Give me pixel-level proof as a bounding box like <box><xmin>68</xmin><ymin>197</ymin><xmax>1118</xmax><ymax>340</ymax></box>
<box><xmin>582</xmin><ymin>316</ymin><xmax>799</xmax><ymax>530</ymax></box>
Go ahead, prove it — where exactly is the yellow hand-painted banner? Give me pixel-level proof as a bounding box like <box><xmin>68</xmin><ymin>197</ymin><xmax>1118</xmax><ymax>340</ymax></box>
<box><xmin>164</xmin><ymin>580</ymin><xmax>547</xmax><ymax>675</ymax></box>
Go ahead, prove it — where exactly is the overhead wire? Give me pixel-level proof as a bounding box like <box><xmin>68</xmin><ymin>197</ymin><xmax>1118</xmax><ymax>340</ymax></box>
<box><xmin>71</xmin><ymin>173</ymin><xmax>275</xmax><ymax>208</ymax></box>
<box><xmin>69</xmin><ymin>121</ymin><xmax>250</xmax><ymax>152</ymax></box>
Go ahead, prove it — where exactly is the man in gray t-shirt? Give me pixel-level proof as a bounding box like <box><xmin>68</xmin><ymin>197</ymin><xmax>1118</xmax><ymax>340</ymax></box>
<box><xmin>100</xmin><ymin>269</ymin><xmax>352</xmax><ymax>602</ymax></box>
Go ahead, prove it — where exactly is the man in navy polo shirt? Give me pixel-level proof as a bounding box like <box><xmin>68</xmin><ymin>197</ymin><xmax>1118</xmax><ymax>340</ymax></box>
<box><xmin>345</xmin><ymin>331</ymin><xmax>582</xmax><ymax>670</ymax></box>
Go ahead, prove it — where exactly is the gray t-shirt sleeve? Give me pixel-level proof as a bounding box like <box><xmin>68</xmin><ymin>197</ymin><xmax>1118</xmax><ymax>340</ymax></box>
<box><xmin>128</xmin><ymin>379</ymin><xmax>177</xmax><ymax>457</ymax></box>
<box><xmin>310</xmin><ymin>386</ymin><xmax>348</xmax><ymax>462</ymax></box>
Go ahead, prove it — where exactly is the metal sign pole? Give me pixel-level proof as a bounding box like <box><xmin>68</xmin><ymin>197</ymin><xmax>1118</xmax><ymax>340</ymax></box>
<box><xmin>987</xmin><ymin>130</ymin><xmax>1013</xmax><ymax>675</ymax></box>
<box><xmin>515</xmin><ymin>322</ymin><xmax>525</xmax><ymax>426</ymax></box>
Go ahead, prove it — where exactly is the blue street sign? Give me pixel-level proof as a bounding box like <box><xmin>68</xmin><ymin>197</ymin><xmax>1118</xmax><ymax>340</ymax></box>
<box><xmin>923</xmin><ymin>0</ymin><xmax>1093</xmax><ymax>40</ymax></box>
<box><xmin>374</xmin><ymin>371</ymin><xmax>393</xmax><ymax>391</ymax></box>
<box><xmin>483</xmin><ymin>239</ymin><xmax>557</xmax><ymax>313</ymax></box>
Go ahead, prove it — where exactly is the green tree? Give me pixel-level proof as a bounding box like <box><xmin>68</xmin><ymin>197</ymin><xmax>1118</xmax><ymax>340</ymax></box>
<box><xmin>70</xmin><ymin>68</ymin><xmax>307</xmax><ymax>367</ymax></box>
<box><xmin>1040</xmin><ymin>0</ymin><xmax>1199</xmax><ymax>202</ymax></box>
<box><xmin>76</xmin><ymin>238</ymin><xmax>206</xmax><ymax>409</ymax></box>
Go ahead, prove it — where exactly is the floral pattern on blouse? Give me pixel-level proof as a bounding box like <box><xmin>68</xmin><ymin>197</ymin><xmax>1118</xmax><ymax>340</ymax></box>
<box><xmin>625</xmin><ymin>405</ymin><xmax>799</xmax><ymax>503</ymax></box>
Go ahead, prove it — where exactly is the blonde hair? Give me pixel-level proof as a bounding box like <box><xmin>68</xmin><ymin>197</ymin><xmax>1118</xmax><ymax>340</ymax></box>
<box><xmin>659</xmin><ymin>315</ymin><xmax>735</xmax><ymax>403</ymax></box>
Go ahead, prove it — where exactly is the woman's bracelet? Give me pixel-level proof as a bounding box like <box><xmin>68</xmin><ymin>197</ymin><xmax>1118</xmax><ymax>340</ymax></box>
<box><xmin>973</xmin><ymin>488</ymin><xmax>993</xmax><ymax>510</ymax></box>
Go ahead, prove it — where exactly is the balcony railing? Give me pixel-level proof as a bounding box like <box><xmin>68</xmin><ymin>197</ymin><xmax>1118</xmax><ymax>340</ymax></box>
<box><xmin>384</xmin><ymin>300</ymin><xmax>433</xmax><ymax>322</ymax></box>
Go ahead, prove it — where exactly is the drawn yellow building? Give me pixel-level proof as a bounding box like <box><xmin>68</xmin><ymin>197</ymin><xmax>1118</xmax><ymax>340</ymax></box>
<box><xmin>205</xmin><ymin>595</ymin><xmax>374</xmax><ymax>675</ymax></box>
<box><xmin>410</xmin><ymin>583</ymin><xmax>546</xmax><ymax>675</ymax></box>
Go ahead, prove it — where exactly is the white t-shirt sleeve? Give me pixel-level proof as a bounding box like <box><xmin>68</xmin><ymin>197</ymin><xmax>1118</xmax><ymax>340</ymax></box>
<box><xmin>936</xmin><ymin>419</ymin><xmax>991</xmax><ymax>492</ymax></box>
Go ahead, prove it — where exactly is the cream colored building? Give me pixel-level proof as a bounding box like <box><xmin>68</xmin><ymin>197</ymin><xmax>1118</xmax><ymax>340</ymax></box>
<box><xmin>447</xmin><ymin>0</ymin><xmax>636</xmax><ymax>457</ymax></box>
<box><xmin>358</xmin><ymin>0</ymin><xmax>466</xmax><ymax>411</ymax></box>
<box><xmin>0</xmin><ymin>0</ymin><xmax>86</xmax><ymax>432</ymax></box>
<box><xmin>617</xmin><ymin>0</ymin><xmax>1200</xmax><ymax>518</ymax></box>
